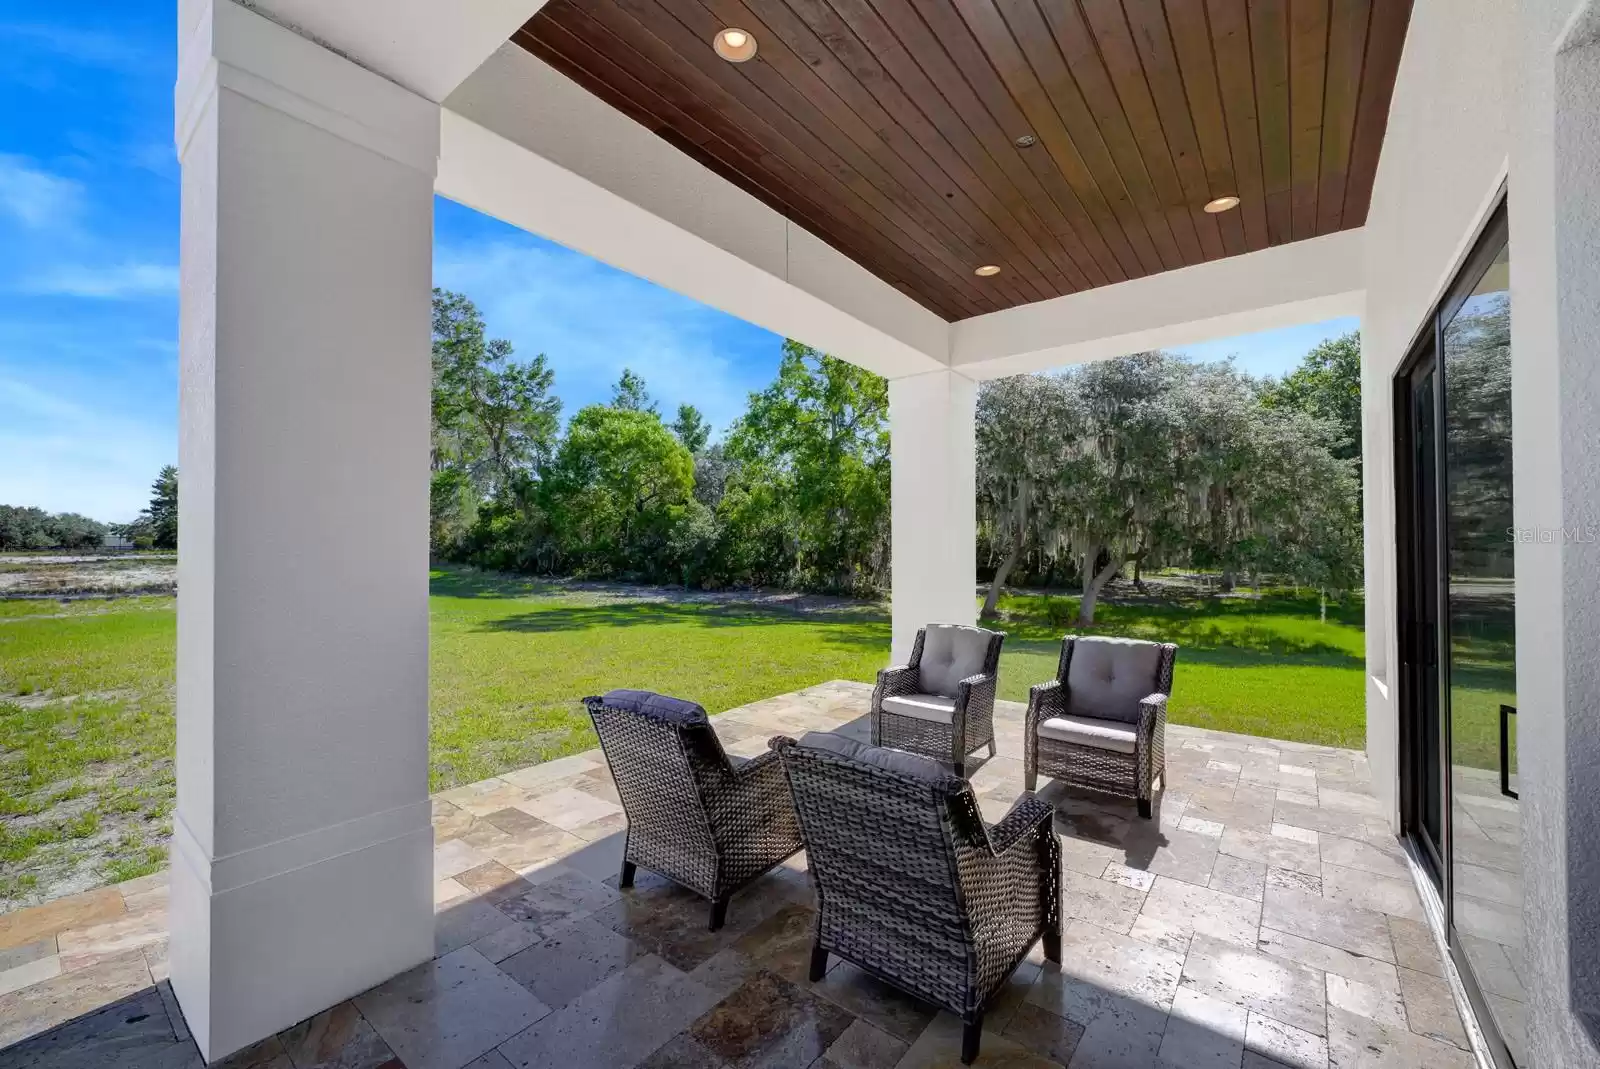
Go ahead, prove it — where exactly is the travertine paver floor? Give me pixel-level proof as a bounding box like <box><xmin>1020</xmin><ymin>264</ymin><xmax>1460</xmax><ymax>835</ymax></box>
<box><xmin>0</xmin><ymin>681</ymin><xmax>1478</xmax><ymax>1069</ymax></box>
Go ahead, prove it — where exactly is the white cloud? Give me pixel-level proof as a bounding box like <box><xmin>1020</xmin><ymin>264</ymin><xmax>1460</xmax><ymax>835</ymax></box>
<box><xmin>25</xmin><ymin>262</ymin><xmax>178</xmax><ymax>299</ymax></box>
<box><xmin>0</xmin><ymin>24</ymin><xmax>160</xmax><ymax>76</ymax></box>
<box><xmin>0</xmin><ymin>154</ymin><xmax>82</xmax><ymax>230</ymax></box>
<box><xmin>434</xmin><ymin>238</ymin><xmax>779</xmax><ymax>435</ymax></box>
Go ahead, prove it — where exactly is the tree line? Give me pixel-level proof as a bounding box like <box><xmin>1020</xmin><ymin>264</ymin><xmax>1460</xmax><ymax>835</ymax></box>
<box><xmin>430</xmin><ymin>288</ymin><xmax>890</xmax><ymax>593</ymax></box>
<box><xmin>429</xmin><ymin>289</ymin><xmax>1363</xmax><ymax>621</ymax></box>
<box><xmin>2</xmin><ymin>290</ymin><xmax>1361</xmax><ymax>622</ymax></box>
<box><xmin>0</xmin><ymin>467</ymin><xmax>177</xmax><ymax>552</ymax></box>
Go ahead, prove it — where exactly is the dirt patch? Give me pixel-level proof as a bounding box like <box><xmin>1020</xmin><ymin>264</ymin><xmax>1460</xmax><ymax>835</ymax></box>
<box><xmin>0</xmin><ymin>554</ymin><xmax>175</xmax><ymax>598</ymax></box>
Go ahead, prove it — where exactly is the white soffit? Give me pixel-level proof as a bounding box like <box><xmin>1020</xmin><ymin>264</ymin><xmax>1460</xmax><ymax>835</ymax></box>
<box><xmin>210</xmin><ymin>0</ymin><xmax>549</xmax><ymax>102</ymax></box>
<box><xmin>438</xmin><ymin>44</ymin><xmax>949</xmax><ymax>379</ymax></box>
<box><xmin>949</xmin><ymin>228</ymin><xmax>1368</xmax><ymax>380</ymax></box>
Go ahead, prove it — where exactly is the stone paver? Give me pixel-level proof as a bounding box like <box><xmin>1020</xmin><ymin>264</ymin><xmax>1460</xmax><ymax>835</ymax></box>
<box><xmin>0</xmin><ymin>681</ymin><xmax>1477</xmax><ymax>1069</ymax></box>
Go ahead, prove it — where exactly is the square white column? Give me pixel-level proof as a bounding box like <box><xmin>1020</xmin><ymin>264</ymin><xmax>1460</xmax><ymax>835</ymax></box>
<box><xmin>172</xmin><ymin>2</ymin><xmax>437</xmax><ymax>1059</ymax></box>
<box><xmin>888</xmin><ymin>369</ymin><xmax>978</xmax><ymax>665</ymax></box>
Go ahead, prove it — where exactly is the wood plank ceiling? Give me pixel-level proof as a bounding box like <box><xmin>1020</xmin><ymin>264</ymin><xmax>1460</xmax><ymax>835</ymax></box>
<box><xmin>515</xmin><ymin>0</ymin><xmax>1412</xmax><ymax>321</ymax></box>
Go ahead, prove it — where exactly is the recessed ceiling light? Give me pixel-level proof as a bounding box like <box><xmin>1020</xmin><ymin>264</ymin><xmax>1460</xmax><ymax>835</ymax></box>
<box><xmin>1014</xmin><ymin>134</ymin><xmax>1037</xmax><ymax>148</ymax></box>
<box><xmin>713</xmin><ymin>27</ymin><xmax>758</xmax><ymax>62</ymax></box>
<box><xmin>1203</xmin><ymin>195</ymin><xmax>1241</xmax><ymax>213</ymax></box>
<box><xmin>975</xmin><ymin>264</ymin><xmax>1002</xmax><ymax>277</ymax></box>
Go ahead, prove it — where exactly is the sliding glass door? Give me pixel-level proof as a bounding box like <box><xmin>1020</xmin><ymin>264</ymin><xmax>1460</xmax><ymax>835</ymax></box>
<box><xmin>1441</xmin><ymin>233</ymin><xmax>1523</xmax><ymax>1066</ymax></box>
<box><xmin>1396</xmin><ymin>203</ymin><xmax>1520</xmax><ymax>1067</ymax></box>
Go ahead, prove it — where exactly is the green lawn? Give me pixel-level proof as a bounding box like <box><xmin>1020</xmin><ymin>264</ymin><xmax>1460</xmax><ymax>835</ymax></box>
<box><xmin>992</xmin><ymin>591</ymin><xmax>1368</xmax><ymax>748</ymax></box>
<box><xmin>3</xmin><ymin>566</ymin><xmax>1378</xmax><ymax>909</ymax></box>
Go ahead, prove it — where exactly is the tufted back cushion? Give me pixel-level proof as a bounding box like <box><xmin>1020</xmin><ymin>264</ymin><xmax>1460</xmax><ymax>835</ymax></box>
<box><xmin>918</xmin><ymin>624</ymin><xmax>994</xmax><ymax>698</ymax></box>
<box><xmin>1064</xmin><ymin>637</ymin><xmax>1164</xmax><ymax>724</ymax></box>
<box><xmin>596</xmin><ymin>688</ymin><xmax>708</xmax><ymax>727</ymax></box>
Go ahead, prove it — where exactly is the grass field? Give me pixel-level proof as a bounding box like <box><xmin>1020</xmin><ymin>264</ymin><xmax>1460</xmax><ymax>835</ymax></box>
<box><xmin>1</xmin><ymin>567</ymin><xmax>1378</xmax><ymax>909</ymax></box>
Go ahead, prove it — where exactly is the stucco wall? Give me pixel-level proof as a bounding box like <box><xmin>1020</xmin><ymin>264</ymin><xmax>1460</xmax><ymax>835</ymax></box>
<box><xmin>1360</xmin><ymin>0</ymin><xmax>1512</xmax><ymax>830</ymax></box>
<box><xmin>1364</xmin><ymin>0</ymin><xmax>1600</xmax><ymax>1063</ymax></box>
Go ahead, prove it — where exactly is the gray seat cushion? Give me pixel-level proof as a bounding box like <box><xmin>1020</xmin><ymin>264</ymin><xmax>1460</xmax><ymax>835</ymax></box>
<box><xmin>797</xmin><ymin>731</ymin><xmax>949</xmax><ymax>783</ymax></box>
<box><xmin>1065</xmin><ymin>637</ymin><xmax>1163</xmax><ymax>724</ymax></box>
<box><xmin>918</xmin><ymin>624</ymin><xmax>994</xmax><ymax>697</ymax></box>
<box><xmin>1037</xmin><ymin>714</ymin><xmax>1138</xmax><ymax>754</ymax></box>
<box><xmin>596</xmin><ymin>689</ymin><xmax>708</xmax><ymax>726</ymax></box>
<box><xmin>880</xmin><ymin>692</ymin><xmax>957</xmax><ymax>723</ymax></box>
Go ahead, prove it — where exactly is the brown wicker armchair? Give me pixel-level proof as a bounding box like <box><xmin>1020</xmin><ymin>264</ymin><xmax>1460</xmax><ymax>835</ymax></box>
<box><xmin>584</xmin><ymin>690</ymin><xmax>803</xmax><ymax>931</ymax></box>
<box><xmin>774</xmin><ymin>732</ymin><xmax>1060</xmax><ymax>1066</ymax></box>
<box><xmin>872</xmin><ymin>624</ymin><xmax>1004</xmax><ymax>777</ymax></box>
<box><xmin>1024</xmin><ymin>636</ymin><xmax>1178</xmax><ymax>818</ymax></box>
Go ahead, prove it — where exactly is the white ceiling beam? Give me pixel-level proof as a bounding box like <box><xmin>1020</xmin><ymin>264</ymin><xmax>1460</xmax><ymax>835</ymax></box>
<box><xmin>949</xmin><ymin>229</ymin><xmax>1367</xmax><ymax>380</ymax></box>
<box><xmin>179</xmin><ymin>0</ymin><xmax>549</xmax><ymax>103</ymax></box>
<box><xmin>437</xmin><ymin>45</ymin><xmax>949</xmax><ymax>380</ymax></box>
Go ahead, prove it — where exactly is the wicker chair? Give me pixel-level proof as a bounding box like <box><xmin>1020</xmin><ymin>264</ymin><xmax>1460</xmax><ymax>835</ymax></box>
<box><xmin>584</xmin><ymin>689</ymin><xmax>803</xmax><ymax>931</ymax></box>
<box><xmin>774</xmin><ymin>731</ymin><xmax>1060</xmax><ymax>1066</ymax></box>
<box><xmin>872</xmin><ymin>624</ymin><xmax>1004</xmax><ymax>776</ymax></box>
<box><xmin>1024</xmin><ymin>636</ymin><xmax>1178</xmax><ymax>818</ymax></box>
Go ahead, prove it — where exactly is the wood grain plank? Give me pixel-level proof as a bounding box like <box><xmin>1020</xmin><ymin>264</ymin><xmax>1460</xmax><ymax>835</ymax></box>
<box><xmin>987</xmin><ymin>0</ymin><xmax>1172</xmax><ymax>274</ymax></box>
<box><xmin>552</xmin><ymin>0</ymin><xmax>994</xmax><ymax>315</ymax></box>
<box><xmin>1341</xmin><ymin>0</ymin><xmax>1410</xmax><ymax>227</ymax></box>
<box><xmin>1162</xmin><ymin>0</ymin><xmax>1247</xmax><ymax>256</ymax></box>
<box><xmin>754</xmin><ymin>0</ymin><xmax>1072</xmax><ymax>297</ymax></box>
<box><xmin>843</xmin><ymin>0</ymin><xmax>1098</xmax><ymax>290</ymax></box>
<box><xmin>1116</xmin><ymin>0</ymin><xmax>1235</xmax><ymax>261</ymax></box>
<box><xmin>904</xmin><ymin>0</ymin><xmax>1127</xmax><ymax>286</ymax></box>
<box><xmin>1249</xmin><ymin>0</ymin><xmax>1293</xmax><ymax>244</ymax></box>
<box><xmin>653</xmin><ymin>0</ymin><xmax>1043</xmax><ymax>305</ymax></box>
<box><xmin>1315</xmin><ymin>0</ymin><xmax>1370</xmax><ymax>234</ymax></box>
<box><xmin>946</xmin><ymin>0</ymin><xmax>1156</xmax><ymax>280</ymax></box>
<box><xmin>517</xmin><ymin>19</ymin><xmax>956</xmax><ymax>314</ymax></box>
<box><xmin>1040</xmin><ymin>0</ymin><xmax>1199</xmax><ymax>266</ymax></box>
<box><xmin>1078</xmin><ymin>0</ymin><xmax>1222</xmax><ymax>262</ymax></box>
<box><xmin>1287</xmin><ymin>0</ymin><xmax>1330</xmax><ymax>241</ymax></box>
<box><xmin>1206</xmin><ymin>0</ymin><xmax>1270</xmax><ymax>250</ymax></box>
<box><xmin>525</xmin><ymin>30</ymin><xmax>967</xmax><ymax>316</ymax></box>
<box><xmin>653</xmin><ymin>0</ymin><xmax>1045</xmax><ymax>306</ymax></box>
<box><xmin>590</xmin><ymin>0</ymin><xmax>1003</xmax><ymax>310</ymax></box>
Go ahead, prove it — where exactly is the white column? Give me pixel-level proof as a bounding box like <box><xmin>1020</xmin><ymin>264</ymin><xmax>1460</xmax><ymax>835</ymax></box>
<box><xmin>172</xmin><ymin>2</ymin><xmax>437</xmax><ymax>1060</ymax></box>
<box><xmin>889</xmin><ymin>369</ymin><xmax>978</xmax><ymax>665</ymax></box>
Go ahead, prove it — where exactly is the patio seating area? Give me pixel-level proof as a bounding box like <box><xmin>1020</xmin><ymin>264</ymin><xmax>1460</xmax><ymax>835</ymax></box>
<box><xmin>0</xmin><ymin>681</ymin><xmax>1477</xmax><ymax>1069</ymax></box>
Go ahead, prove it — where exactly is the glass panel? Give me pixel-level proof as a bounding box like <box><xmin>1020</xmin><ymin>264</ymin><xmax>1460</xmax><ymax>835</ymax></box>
<box><xmin>1443</xmin><ymin>240</ymin><xmax>1523</xmax><ymax>1064</ymax></box>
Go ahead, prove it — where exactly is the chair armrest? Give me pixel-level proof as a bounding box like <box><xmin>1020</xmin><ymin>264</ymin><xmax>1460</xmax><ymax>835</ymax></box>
<box><xmin>1137</xmin><ymin>692</ymin><xmax>1169</xmax><ymax>749</ymax></box>
<box><xmin>875</xmin><ymin>664</ymin><xmax>920</xmax><ymax>695</ymax></box>
<box><xmin>983</xmin><ymin>793</ymin><xmax>1054</xmax><ymax>857</ymax></box>
<box><xmin>731</xmin><ymin>746</ymin><xmax>783</xmax><ymax>781</ymax></box>
<box><xmin>707</xmin><ymin>741</ymin><xmax>794</xmax><ymax>843</ymax></box>
<box><xmin>1026</xmin><ymin>678</ymin><xmax>1065</xmax><ymax>731</ymax></box>
<box><xmin>956</xmin><ymin>670</ymin><xmax>996</xmax><ymax>698</ymax></box>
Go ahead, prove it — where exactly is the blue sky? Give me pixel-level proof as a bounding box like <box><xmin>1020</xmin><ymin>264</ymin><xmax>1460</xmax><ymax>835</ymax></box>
<box><xmin>0</xmin><ymin>4</ymin><xmax>1357</xmax><ymax>524</ymax></box>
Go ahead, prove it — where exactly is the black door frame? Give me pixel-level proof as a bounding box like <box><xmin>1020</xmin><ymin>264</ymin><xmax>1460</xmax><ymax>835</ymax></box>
<box><xmin>1393</xmin><ymin>344</ymin><xmax>1446</xmax><ymax>882</ymax></box>
<box><xmin>1391</xmin><ymin>193</ymin><xmax>1514</xmax><ymax>1069</ymax></box>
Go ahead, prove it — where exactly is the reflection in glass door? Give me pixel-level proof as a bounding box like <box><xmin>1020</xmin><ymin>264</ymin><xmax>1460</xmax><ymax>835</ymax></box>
<box><xmin>1442</xmin><ymin>236</ymin><xmax>1523</xmax><ymax>1065</ymax></box>
<box><xmin>1396</xmin><ymin>203</ymin><xmax>1519</xmax><ymax>1068</ymax></box>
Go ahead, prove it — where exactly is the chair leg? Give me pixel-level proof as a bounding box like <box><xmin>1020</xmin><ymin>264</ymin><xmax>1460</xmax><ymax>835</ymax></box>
<box><xmin>961</xmin><ymin>1014</ymin><xmax>983</xmax><ymax>1065</ymax></box>
<box><xmin>1025</xmin><ymin>773</ymin><xmax>1038</xmax><ymax>792</ymax></box>
<box><xmin>954</xmin><ymin>761</ymin><xmax>965</xmax><ymax>778</ymax></box>
<box><xmin>809</xmin><ymin>944</ymin><xmax>829</xmax><ymax>982</ymax></box>
<box><xmin>987</xmin><ymin>739</ymin><xmax>997</xmax><ymax>758</ymax></box>
<box><xmin>618</xmin><ymin>860</ymin><xmax>636</xmax><ymax>888</ymax></box>
<box><xmin>1043</xmin><ymin>919</ymin><xmax>1062</xmax><ymax>964</ymax></box>
<box><xmin>708</xmin><ymin>897</ymin><xmax>728</xmax><ymax>932</ymax></box>
<box><xmin>1138</xmin><ymin>796</ymin><xmax>1152</xmax><ymax>820</ymax></box>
